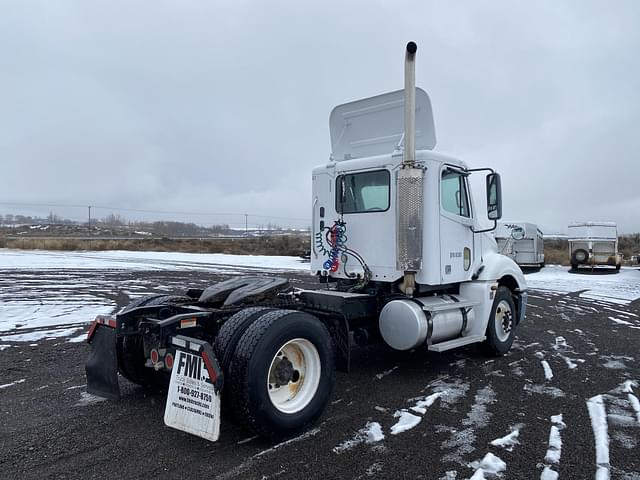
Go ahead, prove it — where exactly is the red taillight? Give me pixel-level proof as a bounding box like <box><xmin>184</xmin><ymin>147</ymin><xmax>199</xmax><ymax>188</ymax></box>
<box><xmin>165</xmin><ymin>353</ymin><xmax>174</xmax><ymax>370</ymax></box>
<box><xmin>201</xmin><ymin>351</ymin><xmax>217</xmax><ymax>383</ymax></box>
<box><xmin>150</xmin><ymin>349</ymin><xmax>159</xmax><ymax>364</ymax></box>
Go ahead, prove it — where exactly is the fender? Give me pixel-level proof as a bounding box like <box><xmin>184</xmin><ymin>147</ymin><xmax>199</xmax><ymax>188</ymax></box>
<box><xmin>476</xmin><ymin>251</ymin><xmax>528</xmax><ymax>325</ymax></box>
<box><xmin>475</xmin><ymin>251</ymin><xmax>527</xmax><ymax>292</ymax></box>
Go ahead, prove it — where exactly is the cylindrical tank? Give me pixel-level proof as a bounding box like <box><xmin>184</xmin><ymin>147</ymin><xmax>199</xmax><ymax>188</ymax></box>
<box><xmin>379</xmin><ymin>296</ymin><xmax>474</xmax><ymax>351</ymax></box>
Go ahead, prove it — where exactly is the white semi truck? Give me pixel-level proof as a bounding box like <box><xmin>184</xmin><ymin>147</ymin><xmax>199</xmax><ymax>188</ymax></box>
<box><xmin>568</xmin><ymin>221</ymin><xmax>621</xmax><ymax>270</ymax></box>
<box><xmin>85</xmin><ymin>42</ymin><xmax>527</xmax><ymax>443</ymax></box>
<box><xmin>494</xmin><ymin>222</ymin><xmax>544</xmax><ymax>268</ymax></box>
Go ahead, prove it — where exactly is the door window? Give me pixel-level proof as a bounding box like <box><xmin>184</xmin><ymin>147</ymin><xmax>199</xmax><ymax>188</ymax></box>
<box><xmin>441</xmin><ymin>168</ymin><xmax>470</xmax><ymax>218</ymax></box>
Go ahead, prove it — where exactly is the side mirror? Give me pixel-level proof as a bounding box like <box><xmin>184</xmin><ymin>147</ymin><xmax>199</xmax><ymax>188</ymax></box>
<box><xmin>486</xmin><ymin>173</ymin><xmax>502</xmax><ymax>220</ymax></box>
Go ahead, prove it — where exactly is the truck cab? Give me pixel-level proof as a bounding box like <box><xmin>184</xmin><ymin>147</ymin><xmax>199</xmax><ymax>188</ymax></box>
<box><xmin>310</xmin><ymin>45</ymin><xmax>526</xmax><ymax>354</ymax></box>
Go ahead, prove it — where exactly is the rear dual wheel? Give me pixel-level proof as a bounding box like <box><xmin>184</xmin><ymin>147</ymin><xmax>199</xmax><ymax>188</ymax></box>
<box><xmin>226</xmin><ymin>309</ymin><xmax>334</xmax><ymax>439</ymax></box>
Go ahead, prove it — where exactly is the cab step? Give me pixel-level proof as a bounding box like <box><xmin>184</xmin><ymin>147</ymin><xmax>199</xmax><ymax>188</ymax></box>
<box><xmin>428</xmin><ymin>335</ymin><xmax>486</xmax><ymax>352</ymax></box>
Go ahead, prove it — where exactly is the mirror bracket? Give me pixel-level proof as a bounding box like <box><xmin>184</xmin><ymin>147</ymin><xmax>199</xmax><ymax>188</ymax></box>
<box><xmin>470</xmin><ymin>220</ymin><xmax>497</xmax><ymax>234</ymax></box>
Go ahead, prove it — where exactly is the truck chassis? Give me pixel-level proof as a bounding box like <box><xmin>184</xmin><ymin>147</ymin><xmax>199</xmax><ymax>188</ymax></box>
<box><xmin>86</xmin><ymin>274</ymin><xmax>525</xmax><ymax>440</ymax></box>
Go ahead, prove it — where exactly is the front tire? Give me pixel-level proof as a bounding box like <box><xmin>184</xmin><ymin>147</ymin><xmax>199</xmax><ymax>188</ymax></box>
<box><xmin>483</xmin><ymin>286</ymin><xmax>516</xmax><ymax>356</ymax></box>
<box><xmin>228</xmin><ymin>310</ymin><xmax>335</xmax><ymax>439</ymax></box>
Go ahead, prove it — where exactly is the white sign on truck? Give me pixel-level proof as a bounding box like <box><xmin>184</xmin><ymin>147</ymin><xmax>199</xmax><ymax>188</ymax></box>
<box><xmin>164</xmin><ymin>349</ymin><xmax>221</xmax><ymax>442</ymax></box>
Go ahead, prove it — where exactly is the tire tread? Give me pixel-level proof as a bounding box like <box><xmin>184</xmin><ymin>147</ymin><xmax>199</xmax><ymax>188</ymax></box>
<box><xmin>228</xmin><ymin>309</ymin><xmax>333</xmax><ymax>439</ymax></box>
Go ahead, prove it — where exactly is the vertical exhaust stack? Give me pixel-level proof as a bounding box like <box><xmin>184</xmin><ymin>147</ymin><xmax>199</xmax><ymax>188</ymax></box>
<box><xmin>404</xmin><ymin>41</ymin><xmax>417</xmax><ymax>167</ymax></box>
<box><xmin>396</xmin><ymin>41</ymin><xmax>424</xmax><ymax>297</ymax></box>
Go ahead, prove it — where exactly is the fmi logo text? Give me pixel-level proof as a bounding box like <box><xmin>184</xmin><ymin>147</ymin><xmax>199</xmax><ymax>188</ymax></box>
<box><xmin>176</xmin><ymin>351</ymin><xmax>207</xmax><ymax>382</ymax></box>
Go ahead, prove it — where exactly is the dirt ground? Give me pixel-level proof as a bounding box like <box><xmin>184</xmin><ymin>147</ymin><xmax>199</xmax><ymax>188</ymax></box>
<box><xmin>1</xmin><ymin>269</ymin><xmax>639</xmax><ymax>479</ymax></box>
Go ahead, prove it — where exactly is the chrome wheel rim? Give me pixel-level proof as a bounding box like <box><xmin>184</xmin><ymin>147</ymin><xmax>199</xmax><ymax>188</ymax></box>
<box><xmin>495</xmin><ymin>300</ymin><xmax>513</xmax><ymax>342</ymax></box>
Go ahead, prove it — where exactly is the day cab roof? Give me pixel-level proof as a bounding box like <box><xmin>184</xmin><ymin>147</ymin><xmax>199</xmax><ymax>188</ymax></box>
<box><xmin>324</xmin><ymin>88</ymin><xmax>468</xmax><ymax>172</ymax></box>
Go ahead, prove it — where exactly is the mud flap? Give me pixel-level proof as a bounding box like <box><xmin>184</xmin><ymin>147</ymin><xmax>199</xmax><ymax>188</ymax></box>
<box><xmin>164</xmin><ymin>336</ymin><xmax>224</xmax><ymax>442</ymax></box>
<box><xmin>85</xmin><ymin>326</ymin><xmax>121</xmax><ymax>400</ymax></box>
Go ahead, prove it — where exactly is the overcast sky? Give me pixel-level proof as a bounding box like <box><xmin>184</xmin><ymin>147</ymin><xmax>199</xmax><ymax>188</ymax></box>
<box><xmin>1</xmin><ymin>1</ymin><xmax>639</xmax><ymax>232</ymax></box>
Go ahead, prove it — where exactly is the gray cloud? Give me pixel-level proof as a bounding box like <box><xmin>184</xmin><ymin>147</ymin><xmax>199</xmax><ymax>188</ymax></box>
<box><xmin>1</xmin><ymin>0</ymin><xmax>639</xmax><ymax>232</ymax></box>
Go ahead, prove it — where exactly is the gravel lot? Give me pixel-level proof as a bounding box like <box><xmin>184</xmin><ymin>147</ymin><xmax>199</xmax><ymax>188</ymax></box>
<box><xmin>1</xmin><ymin>267</ymin><xmax>639</xmax><ymax>480</ymax></box>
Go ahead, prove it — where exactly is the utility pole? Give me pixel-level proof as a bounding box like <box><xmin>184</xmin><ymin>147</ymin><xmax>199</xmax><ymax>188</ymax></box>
<box><xmin>245</xmin><ymin>213</ymin><xmax>248</xmax><ymax>237</ymax></box>
<box><xmin>88</xmin><ymin>206</ymin><xmax>91</xmax><ymax>227</ymax></box>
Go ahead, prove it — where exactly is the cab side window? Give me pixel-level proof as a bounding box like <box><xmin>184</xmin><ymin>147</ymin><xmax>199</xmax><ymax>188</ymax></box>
<box><xmin>441</xmin><ymin>168</ymin><xmax>470</xmax><ymax>218</ymax></box>
<box><xmin>336</xmin><ymin>170</ymin><xmax>390</xmax><ymax>214</ymax></box>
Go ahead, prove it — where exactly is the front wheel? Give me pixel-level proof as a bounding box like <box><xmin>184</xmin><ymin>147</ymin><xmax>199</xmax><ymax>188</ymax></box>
<box><xmin>228</xmin><ymin>310</ymin><xmax>335</xmax><ymax>439</ymax></box>
<box><xmin>483</xmin><ymin>286</ymin><xmax>516</xmax><ymax>356</ymax></box>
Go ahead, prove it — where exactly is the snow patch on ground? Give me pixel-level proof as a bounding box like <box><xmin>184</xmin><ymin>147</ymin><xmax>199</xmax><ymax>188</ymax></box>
<box><xmin>67</xmin><ymin>332</ymin><xmax>88</xmax><ymax>343</ymax></box>
<box><xmin>620</xmin><ymin>380</ymin><xmax>637</xmax><ymax>394</ymax></box>
<box><xmin>628</xmin><ymin>394</ymin><xmax>640</xmax><ymax>425</ymax></box>
<box><xmin>375</xmin><ymin>366</ymin><xmax>398</xmax><ymax>380</ymax></box>
<box><xmin>75</xmin><ymin>392</ymin><xmax>108</xmax><ymax>406</ymax></box>
<box><xmin>540</xmin><ymin>467</ymin><xmax>558</xmax><ymax>480</ymax></box>
<box><xmin>541</xmin><ymin>361</ymin><xmax>553</xmax><ymax>380</ymax></box>
<box><xmin>587</xmin><ymin>395</ymin><xmax>610</xmax><ymax>480</ymax></box>
<box><xmin>552</xmin><ymin>336</ymin><xmax>569</xmax><ymax>350</ymax></box>
<box><xmin>0</xmin><ymin>249</ymin><xmax>308</xmax><ymax>341</ymax></box>
<box><xmin>601</xmin><ymin>355</ymin><xmax>632</xmax><ymax>370</ymax></box>
<box><xmin>441</xmin><ymin>385</ymin><xmax>495</xmax><ymax>465</ymax></box>
<box><xmin>439</xmin><ymin>471</ymin><xmax>458</xmax><ymax>480</ymax></box>
<box><xmin>0</xmin><ymin>249</ymin><xmax>308</xmax><ymax>272</ymax></box>
<box><xmin>0</xmin><ymin>327</ymin><xmax>83</xmax><ymax>343</ymax></box>
<box><xmin>540</xmin><ymin>414</ymin><xmax>566</xmax><ymax>479</ymax></box>
<box><xmin>254</xmin><ymin>428</ymin><xmax>320</xmax><ymax>459</ymax></box>
<box><xmin>0</xmin><ymin>301</ymin><xmax>115</xmax><ymax>334</ymax></box>
<box><xmin>609</xmin><ymin>317</ymin><xmax>634</xmax><ymax>326</ymax></box>
<box><xmin>468</xmin><ymin>452</ymin><xmax>506</xmax><ymax>479</ymax></box>
<box><xmin>523</xmin><ymin>383</ymin><xmax>565</xmax><ymax>398</ymax></box>
<box><xmin>390</xmin><ymin>411</ymin><xmax>422</xmax><ymax>435</ymax></box>
<box><xmin>410</xmin><ymin>391</ymin><xmax>445</xmax><ymax>415</ymax></box>
<box><xmin>490</xmin><ymin>428</ymin><xmax>520</xmax><ymax>451</ymax></box>
<box><xmin>0</xmin><ymin>378</ymin><xmax>25</xmax><ymax>389</ymax></box>
<box><xmin>612</xmin><ymin>431</ymin><xmax>638</xmax><ymax>449</ymax></box>
<box><xmin>556</xmin><ymin>353</ymin><xmax>584</xmax><ymax>369</ymax></box>
<box><xmin>525</xmin><ymin>265</ymin><xmax>640</xmax><ymax>304</ymax></box>
<box><xmin>333</xmin><ymin>422</ymin><xmax>384</xmax><ymax>453</ymax></box>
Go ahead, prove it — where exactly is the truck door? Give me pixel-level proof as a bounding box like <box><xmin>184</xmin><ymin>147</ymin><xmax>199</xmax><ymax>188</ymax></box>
<box><xmin>311</xmin><ymin>170</ymin><xmax>334</xmax><ymax>273</ymax></box>
<box><xmin>439</xmin><ymin>167</ymin><xmax>474</xmax><ymax>283</ymax></box>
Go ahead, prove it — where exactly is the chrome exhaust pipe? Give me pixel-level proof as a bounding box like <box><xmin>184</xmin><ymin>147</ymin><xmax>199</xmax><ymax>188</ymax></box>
<box><xmin>397</xmin><ymin>41</ymin><xmax>423</xmax><ymax>296</ymax></box>
<box><xmin>403</xmin><ymin>41</ymin><xmax>417</xmax><ymax>166</ymax></box>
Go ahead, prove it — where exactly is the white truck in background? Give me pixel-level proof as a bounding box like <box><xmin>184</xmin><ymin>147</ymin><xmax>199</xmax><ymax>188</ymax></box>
<box><xmin>86</xmin><ymin>42</ymin><xmax>528</xmax><ymax>443</ymax></box>
<box><xmin>494</xmin><ymin>222</ymin><xmax>544</xmax><ymax>268</ymax></box>
<box><xmin>568</xmin><ymin>221</ymin><xmax>621</xmax><ymax>271</ymax></box>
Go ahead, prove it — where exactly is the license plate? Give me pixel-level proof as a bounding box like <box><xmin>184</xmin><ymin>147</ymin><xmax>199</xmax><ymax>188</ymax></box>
<box><xmin>164</xmin><ymin>349</ymin><xmax>221</xmax><ymax>442</ymax></box>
